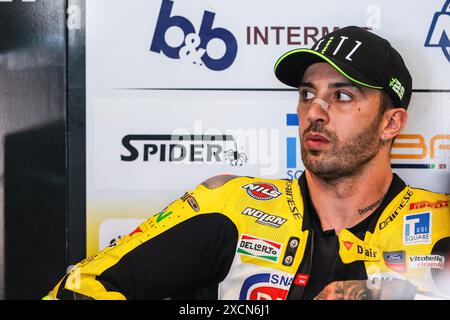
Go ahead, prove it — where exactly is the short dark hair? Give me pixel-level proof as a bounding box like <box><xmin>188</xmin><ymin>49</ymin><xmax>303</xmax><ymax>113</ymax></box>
<box><xmin>379</xmin><ymin>91</ymin><xmax>395</xmax><ymax>115</ymax></box>
<box><xmin>378</xmin><ymin>91</ymin><xmax>399</xmax><ymax>148</ymax></box>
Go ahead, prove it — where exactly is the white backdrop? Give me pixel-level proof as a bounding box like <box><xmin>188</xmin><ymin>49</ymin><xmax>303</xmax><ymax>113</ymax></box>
<box><xmin>86</xmin><ymin>0</ymin><xmax>450</xmax><ymax>255</ymax></box>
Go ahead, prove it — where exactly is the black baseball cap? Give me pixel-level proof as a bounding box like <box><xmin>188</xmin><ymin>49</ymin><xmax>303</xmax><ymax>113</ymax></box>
<box><xmin>274</xmin><ymin>26</ymin><xmax>412</xmax><ymax>109</ymax></box>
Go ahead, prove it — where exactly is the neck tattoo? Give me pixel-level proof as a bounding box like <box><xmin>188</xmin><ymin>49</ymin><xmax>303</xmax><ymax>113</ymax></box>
<box><xmin>358</xmin><ymin>194</ymin><xmax>385</xmax><ymax>215</ymax></box>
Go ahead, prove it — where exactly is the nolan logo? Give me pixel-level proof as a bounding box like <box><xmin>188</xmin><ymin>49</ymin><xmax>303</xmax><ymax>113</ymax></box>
<box><xmin>241</xmin><ymin>207</ymin><xmax>286</xmax><ymax>228</ymax></box>
<box><xmin>237</xmin><ymin>234</ymin><xmax>282</xmax><ymax>262</ymax></box>
<box><xmin>242</xmin><ymin>182</ymin><xmax>282</xmax><ymax>200</ymax></box>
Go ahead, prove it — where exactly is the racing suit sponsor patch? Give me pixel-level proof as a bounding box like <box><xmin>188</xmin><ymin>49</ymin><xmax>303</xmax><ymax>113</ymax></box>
<box><xmin>241</xmin><ymin>207</ymin><xmax>286</xmax><ymax>228</ymax></box>
<box><xmin>237</xmin><ymin>234</ymin><xmax>282</xmax><ymax>262</ymax></box>
<box><xmin>181</xmin><ymin>193</ymin><xmax>200</xmax><ymax>212</ymax></box>
<box><xmin>403</xmin><ymin>212</ymin><xmax>431</xmax><ymax>245</ymax></box>
<box><xmin>409</xmin><ymin>255</ymin><xmax>445</xmax><ymax>269</ymax></box>
<box><xmin>239</xmin><ymin>273</ymin><xmax>293</xmax><ymax>300</ymax></box>
<box><xmin>409</xmin><ymin>200</ymin><xmax>448</xmax><ymax>210</ymax></box>
<box><xmin>339</xmin><ymin>229</ymin><xmax>380</xmax><ymax>263</ymax></box>
<box><xmin>242</xmin><ymin>182</ymin><xmax>282</xmax><ymax>200</ymax></box>
<box><xmin>383</xmin><ymin>250</ymin><xmax>407</xmax><ymax>273</ymax></box>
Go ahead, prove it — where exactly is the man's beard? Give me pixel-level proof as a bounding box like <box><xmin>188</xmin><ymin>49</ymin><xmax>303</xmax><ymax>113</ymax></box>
<box><xmin>300</xmin><ymin>115</ymin><xmax>383</xmax><ymax>181</ymax></box>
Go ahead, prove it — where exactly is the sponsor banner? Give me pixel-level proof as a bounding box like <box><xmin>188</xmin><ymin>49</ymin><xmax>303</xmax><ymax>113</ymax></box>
<box><xmin>88</xmin><ymin>93</ymin><xmax>293</xmax><ymax>192</ymax></box>
<box><xmin>86</xmin><ymin>0</ymin><xmax>450</xmax><ymax>90</ymax></box>
<box><xmin>237</xmin><ymin>234</ymin><xmax>282</xmax><ymax>263</ymax></box>
<box><xmin>409</xmin><ymin>255</ymin><xmax>445</xmax><ymax>269</ymax></box>
<box><xmin>389</xmin><ymin>93</ymin><xmax>450</xmax><ymax>194</ymax></box>
<box><xmin>89</xmin><ymin>92</ymin><xmax>449</xmax><ymax>193</ymax></box>
<box><xmin>403</xmin><ymin>212</ymin><xmax>432</xmax><ymax>245</ymax></box>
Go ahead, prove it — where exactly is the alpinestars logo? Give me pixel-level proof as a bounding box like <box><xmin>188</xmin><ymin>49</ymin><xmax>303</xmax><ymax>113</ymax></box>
<box><xmin>150</xmin><ymin>0</ymin><xmax>238</xmax><ymax>70</ymax></box>
<box><xmin>425</xmin><ymin>0</ymin><xmax>450</xmax><ymax>62</ymax></box>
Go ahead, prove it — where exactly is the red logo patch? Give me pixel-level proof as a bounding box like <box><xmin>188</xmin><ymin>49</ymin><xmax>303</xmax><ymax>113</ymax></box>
<box><xmin>343</xmin><ymin>241</ymin><xmax>354</xmax><ymax>250</ymax></box>
<box><xmin>409</xmin><ymin>200</ymin><xmax>448</xmax><ymax>210</ymax></box>
<box><xmin>242</xmin><ymin>183</ymin><xmax>282</xmax><ymax>201</ymax></box>
<box><xmin>129</xmin><ymin>227</ymin><xmax>142</xmax><ymax>236</ymax></box>
<box><xmin>294</xmin><ymin>274</ymin><xmax>309</xmax><ymax>286</ymax></box>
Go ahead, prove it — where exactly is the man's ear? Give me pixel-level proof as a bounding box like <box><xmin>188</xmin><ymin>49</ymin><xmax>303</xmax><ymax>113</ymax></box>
<box><xmin>381</xmin><ymin>108</ymin><xmax>408</xmax><ymax>141</ymax></box>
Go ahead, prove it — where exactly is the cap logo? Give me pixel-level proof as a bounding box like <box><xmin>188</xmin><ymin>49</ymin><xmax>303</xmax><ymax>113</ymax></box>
<box><xmin>344</xmin><ymin>40</ymin><xmax>362</xmax><ymax>61</ymax></box>
<box><xmin>321</xmin><ymin>36</ymin><xmax>334</xmax><ymax>54</ymax></box>
<box><xmin>389</xmin><ymin>77</ymin><xmax>405</xmax><ymax>100</ymax></box>
<box><xmin>332</xmin><ymin>36</ymin><xmax>349</xmax><ymax>55</ymax></box>
<box><xmin>315</xmin><ymin>35</ymin><xmax>362</xmax><ymax>61</ymax></box>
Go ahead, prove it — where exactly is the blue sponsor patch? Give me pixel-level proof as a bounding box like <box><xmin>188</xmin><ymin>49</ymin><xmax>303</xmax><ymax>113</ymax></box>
<box><xmin>403</xmin><ymin>212</ymin><xmax>431</xmax><ymax>245</ymax></box>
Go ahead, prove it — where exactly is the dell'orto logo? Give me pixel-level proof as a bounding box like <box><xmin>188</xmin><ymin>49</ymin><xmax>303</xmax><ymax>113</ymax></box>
<box><xmin>425</xmin><ymin>0</ymin><xmax>450</xmax><ymax>62</ymax></box>
<box><xmin>237</xmin><ymin>235</ymin><xmax>282</xmax><ymax>262</ymax></box>
<box><xmin>150</xmin><ymin>0</ymin><xmax>238</xmax><ymax>71</ymax></box>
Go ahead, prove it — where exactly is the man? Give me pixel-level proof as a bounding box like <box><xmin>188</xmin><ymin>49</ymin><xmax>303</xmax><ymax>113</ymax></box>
<box><xmin>45</xmin><ymin>26</ymin><xmax>450</xmax><ymax>300</ymax></box>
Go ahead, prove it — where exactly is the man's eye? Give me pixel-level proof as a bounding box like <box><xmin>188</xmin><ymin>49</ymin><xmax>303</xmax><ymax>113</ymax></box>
<box><xmin>301</xmin><ymin>90</ymin><xmax>315</xmax><ymax>100</ymax></box>
<box><xmin>336</xmin><ymin>92</ymin><xmax>352</xmax><ymax>101</ymax></box>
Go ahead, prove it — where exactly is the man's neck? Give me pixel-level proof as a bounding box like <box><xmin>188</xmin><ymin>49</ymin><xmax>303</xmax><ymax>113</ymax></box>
<box><xmin>306</xmin><ymin>158</ymin><xmax>393</xmax><ymax>233</ymax></box>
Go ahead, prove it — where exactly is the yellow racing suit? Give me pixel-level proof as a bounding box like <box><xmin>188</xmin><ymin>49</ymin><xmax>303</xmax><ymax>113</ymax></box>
<box><xmin>45</xmin><ymin>173</ymin><xmax>450</xmax><ymax>300</ymax></box>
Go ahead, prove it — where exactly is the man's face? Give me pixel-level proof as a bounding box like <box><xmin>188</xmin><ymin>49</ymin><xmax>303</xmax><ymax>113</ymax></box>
<box><xmin>298</xmin><ymin>62</ymin><xmax>385</xmax><ymax>180</ymax></box>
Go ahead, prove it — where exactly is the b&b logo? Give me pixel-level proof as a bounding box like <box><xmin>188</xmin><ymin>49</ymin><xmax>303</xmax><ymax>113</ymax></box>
<box><xmin>150</xmin><ymin>0</ymin><xmax>238</xmax><ymax>71</ymax></box>
<box><xmin>425</xmin><ymin>0</ymin><xmax>450</xmax><ymax>62</ymax></box>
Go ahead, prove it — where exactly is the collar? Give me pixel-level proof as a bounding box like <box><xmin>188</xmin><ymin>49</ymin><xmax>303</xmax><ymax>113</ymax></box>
<box><xmin>298</xmin><ymin>171</ymin><xmax>407</xmax><ymax>238</ymax></box>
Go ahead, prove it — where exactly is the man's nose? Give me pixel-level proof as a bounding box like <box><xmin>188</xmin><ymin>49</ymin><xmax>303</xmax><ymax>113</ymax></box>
<box><xmin>306</xmin><ymin>99</ymin><xmax>330</xmax><ymax>125</ymax></box>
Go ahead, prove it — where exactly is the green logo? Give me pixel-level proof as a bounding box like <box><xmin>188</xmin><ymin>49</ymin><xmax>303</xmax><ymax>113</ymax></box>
<box><xmin>389</xmin><ymin>77</ymin><xmax>405</xmax><ymax>100</ymax></box>
<box><xmin>321</xmin><ymin>36</ymin><xmax>334</xmax><ymax>54</ymax></box>
<box><xmin>154</xmin><ymin>210</ymin><xmax>174</xmax><ymax>223</ymax></box>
